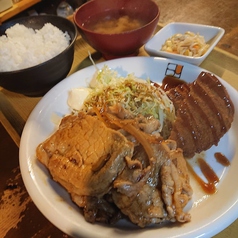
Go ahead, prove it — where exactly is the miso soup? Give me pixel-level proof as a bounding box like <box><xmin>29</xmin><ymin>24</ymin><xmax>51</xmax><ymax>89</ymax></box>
<box><xmin>84</xmin><ymin>10</ymin><xmax>147</xmax><ymax>34</ymax></box>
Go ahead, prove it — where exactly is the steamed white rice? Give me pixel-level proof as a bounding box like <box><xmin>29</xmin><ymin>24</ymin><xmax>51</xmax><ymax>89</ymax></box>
<box><xmin>0</xmin><ymin>23</ymin><xmax>71</xmax><ymax>72</ymax></box>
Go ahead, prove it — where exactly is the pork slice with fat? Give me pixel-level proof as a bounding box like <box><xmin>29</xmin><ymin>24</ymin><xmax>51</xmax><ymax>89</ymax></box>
<box><xmin>111</xmin><ymin>140</ymin><xmax>193</xmax><ymax>227</ymax></box>
<box><xmin>36</xmin><ymin>112</ymin><xmax>134</xmax><ymax>197</ymax></box>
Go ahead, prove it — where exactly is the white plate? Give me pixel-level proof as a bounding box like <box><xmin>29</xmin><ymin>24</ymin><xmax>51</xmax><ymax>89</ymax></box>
<box><xmin>145</xmin><ymin>22</ymin><xmax>225</xmax><ymax>65</ymax></box>
<box><xmin>19</xmin><ymin>57</ymin><xmax>238</xmax><ymax>238</ymax></box>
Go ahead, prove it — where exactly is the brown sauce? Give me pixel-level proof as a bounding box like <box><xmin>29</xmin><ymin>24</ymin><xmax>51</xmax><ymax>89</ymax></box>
<box><xmin>161</xmin><ymin>75</ymin><xmax>186</xmax><ymax>91</ymax></box>
<box><xmin>187</xmin><ymin>161</ymin><xmax>217</xmax><ymax>195</ymax></box>
<box><xmin>197</xmin><ymin>158</ymin><xmax>219</xmax><ymax>184</ymax></box>
<box><xmin>214</xmin><ymin>152</ymin><xmax>230</xmax><ymax>166</ymax></box>
<box><xmin>188</xmin><ymin>153</ymin><xmax>231</xmax><ymax>194</ymax></box>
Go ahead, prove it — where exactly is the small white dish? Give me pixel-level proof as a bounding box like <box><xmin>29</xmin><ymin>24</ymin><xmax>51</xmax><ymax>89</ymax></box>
<box><xmin>144</xmin><ymin>22</ymin><xmax>225</xmax><ymax>65</ymax></box>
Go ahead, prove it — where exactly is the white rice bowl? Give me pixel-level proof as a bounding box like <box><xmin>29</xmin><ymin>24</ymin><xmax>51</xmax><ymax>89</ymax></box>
<box><xmin>0</xmin><ymin>23</ymin><xmax>71</xmax><ymax>72</ymax></box>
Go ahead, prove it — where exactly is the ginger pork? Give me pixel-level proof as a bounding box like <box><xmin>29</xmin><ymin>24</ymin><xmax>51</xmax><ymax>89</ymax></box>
<box><xmin>36</xmin><ymin>67</ymin><xmax>234</xmax><ymax>229</ymax></box>
<box><xmin>36</xmin><ymin>112</ymin><xmax>134</xmax><ymax>197</ymax></box>
<box><xmin>36</xmin><ymin>111</ymin><xmax>193</xmax><ymax>227</ymax></box>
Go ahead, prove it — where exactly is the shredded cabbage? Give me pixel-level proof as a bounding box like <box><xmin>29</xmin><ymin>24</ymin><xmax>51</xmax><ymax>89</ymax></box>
<box><xmin>82</xmin><ymin>65</ymin><xmax>175</xmax><ymax>135</ymax></box>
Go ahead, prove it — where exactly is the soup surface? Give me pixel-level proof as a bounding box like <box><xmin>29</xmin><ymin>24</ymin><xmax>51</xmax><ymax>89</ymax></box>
<box><xmin>84</xmin><ymin>11</ymin><xmax>147</xmax><ymax>34</ymax></box>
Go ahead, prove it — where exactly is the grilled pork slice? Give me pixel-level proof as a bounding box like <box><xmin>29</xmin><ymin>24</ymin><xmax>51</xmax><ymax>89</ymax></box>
<box><xmin>112</xmin><ymin>140</ymin><xmax>192</xmax><ymax>227</ymax></box>
<box><xmin>168</xmin><ymin>72</ymin><xmax>234</xmax><ymax>158</ymax></box>
<box><xmin>71</xmin><ymin>193</ymin><xmax>123</xmax><ymax>224</ymax></box>
<box><xmin>36</xmin><ymin>112</ymin><xmax>193</xmax><ymax>227</ymax></box>
<box><xmin>36</xmin><ymin>112</ymin><xmax>134</xmax><ymax>197</ymax></box>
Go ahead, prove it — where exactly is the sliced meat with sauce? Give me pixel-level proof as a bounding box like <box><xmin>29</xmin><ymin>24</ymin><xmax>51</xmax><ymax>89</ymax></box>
<box><xmin>168</xmin><ymin>72</ymin><xmax>234</xmax><ymax>158</ymax></box>
<box><xmin>35</xmin><ymin>70</ymin><xmax>234</xmax><ymax>227</ymax></box>
<box><xmin>71</xmin><ymin>193</ymin><xmax>122</xmax><ymax>224</ymax></box>
<box><xmin>36</xmin><ymin>112</ymin><xmax>134</xmax><ymax>197</ymax></box>
<box><xmin>160</xmin><ymin>140</ymin><xmax>192</xmax><ymax>222</ymax></box>
<box><xmin>36</xmin><ymin>111</ymin><xmax>193</xmax><ymax>227</ymax></box>
<box><xmin>111</xmin><ymin>140</ymin><xmax>192</xmax><ymax>227</ymax></box>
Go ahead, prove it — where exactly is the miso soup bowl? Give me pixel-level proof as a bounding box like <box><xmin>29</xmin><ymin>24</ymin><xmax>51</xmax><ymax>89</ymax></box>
<box><xmin>74</xmin><ymin>0</ymin><xmax>160</xmax><ymax>59</ymax></box>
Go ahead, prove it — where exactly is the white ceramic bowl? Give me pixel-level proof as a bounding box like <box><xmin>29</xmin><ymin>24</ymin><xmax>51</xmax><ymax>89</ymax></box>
<box><xmin>144</xmin><ymin>22</ymin><xmax>225</xmax><ymax>65</ymax></box>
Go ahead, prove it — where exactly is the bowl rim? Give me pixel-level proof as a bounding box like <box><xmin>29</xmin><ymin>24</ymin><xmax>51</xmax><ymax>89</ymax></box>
<box><xmin>0</xmin><ymin>15</ymin><xmax>78</xmax><ymax>74</ymax></box>
<box><xmin>73</xmin><ymin>0</ymin><xmax>160</xmax><ymax>36</ymax></box>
